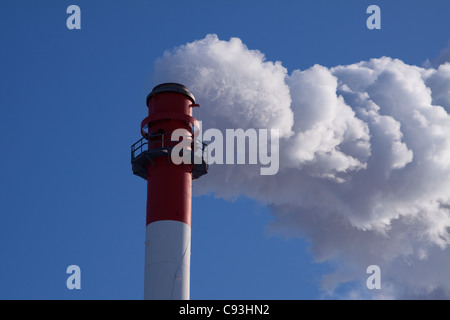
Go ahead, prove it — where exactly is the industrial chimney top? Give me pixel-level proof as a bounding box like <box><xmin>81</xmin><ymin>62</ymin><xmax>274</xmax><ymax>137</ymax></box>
<box><xmin>132</xmin><ymin>82</ymin><xmax>207</xmax><ymax>300</ymax></box>
<box><xmin>146</xmin><ymin>83</ymin><xmax>196</xmax><ymax>105</ymax></box>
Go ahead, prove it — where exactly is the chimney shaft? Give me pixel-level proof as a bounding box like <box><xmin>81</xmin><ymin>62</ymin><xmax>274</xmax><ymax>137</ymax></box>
<box><xmin>131</xmin><ymin>83</ymin><xmax>207</xmax><ymax>300</ymax></box>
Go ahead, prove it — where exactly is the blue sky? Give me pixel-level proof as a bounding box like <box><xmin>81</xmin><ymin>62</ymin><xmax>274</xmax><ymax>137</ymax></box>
<box><xmin>0</xmin><ymin>0</ymin><xmax>449</xmax><ymax>299</ymax></box>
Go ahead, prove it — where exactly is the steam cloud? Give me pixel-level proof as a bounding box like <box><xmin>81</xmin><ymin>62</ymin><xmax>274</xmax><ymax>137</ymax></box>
<box><xmin>154</xmin><ymin>34</ymin><xmax>450</xmax><ymax>299</ymax></box>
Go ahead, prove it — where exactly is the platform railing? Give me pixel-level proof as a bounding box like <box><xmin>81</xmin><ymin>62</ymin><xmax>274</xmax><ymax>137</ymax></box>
<box><xmin>131</xmin><ymin>133</ymin><xmax>208</xmax><ymax>165</ymax></box>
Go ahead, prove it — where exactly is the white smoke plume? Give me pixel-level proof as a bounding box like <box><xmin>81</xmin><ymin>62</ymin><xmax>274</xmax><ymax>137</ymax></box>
<box><xmin>154</xmin><ymin>34</ymin><xmax>450</xmax><ymax>299</ymax></box>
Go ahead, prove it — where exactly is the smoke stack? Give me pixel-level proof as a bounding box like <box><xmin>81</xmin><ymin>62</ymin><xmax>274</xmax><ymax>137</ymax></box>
<box><xmin>131</xmin><ymin>83</ymin><xmax>208</xmax><ymax>300</ymax></box>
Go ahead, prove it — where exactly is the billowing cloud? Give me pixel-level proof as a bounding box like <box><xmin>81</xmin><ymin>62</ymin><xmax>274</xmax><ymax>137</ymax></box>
<box><xmin>154</xmin><ymin>34</ymin><xmax>294</xmax><ymax>138</ymax></box>
<box><xmin>153</xmin><ymin>34</ymin><xmax>450</xmax><ymax>299</ymax></box>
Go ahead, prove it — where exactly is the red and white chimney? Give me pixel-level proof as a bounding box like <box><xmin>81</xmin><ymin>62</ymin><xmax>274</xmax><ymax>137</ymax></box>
<box><xmin>131</xmin><ymin>83</ymin><xmax>208</xmax><ymax>300</ymax></box>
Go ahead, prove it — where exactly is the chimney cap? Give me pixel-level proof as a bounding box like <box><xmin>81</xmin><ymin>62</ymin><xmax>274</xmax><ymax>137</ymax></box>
<box><xmin>146</xmin><ymin>83</ymin><xmax>195</xmax><ymax>105</ymax></box>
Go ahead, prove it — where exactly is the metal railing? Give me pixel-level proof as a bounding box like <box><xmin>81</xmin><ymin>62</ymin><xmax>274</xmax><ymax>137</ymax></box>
<box><xmin>131</xmin><ymin>133</ymin><xmax>208</xmax><ymax>164</ymax></box>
